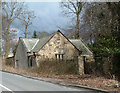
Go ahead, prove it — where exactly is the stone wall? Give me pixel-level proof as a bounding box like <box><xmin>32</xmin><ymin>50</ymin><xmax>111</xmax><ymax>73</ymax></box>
<box><xmin>83</xmin><ymin>55</ymin><xmax>95</xmax><ymax>63</ymax></box>
<box><xmin>15</xmin><ymin>39</ymin><xmax>29</xmax><ymax>69</ymax></box>
<box><xmin>78</xmin><ymin>56</ymin><xmax>84</xmax><ymax>75</ymax></box>
<box><xmin>36</xmin><ymin>32</ymin><xmax>80</xmax><ymax>66</ymax></box>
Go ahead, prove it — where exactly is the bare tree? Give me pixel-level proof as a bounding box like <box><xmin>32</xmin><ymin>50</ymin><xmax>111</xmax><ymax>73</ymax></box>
<box><xmin>0</xmin><ymin>2</ymin><xmax>1</xmax><ymax>34</ymax></box>
<box><xmin>81</xmin><ymin>3</ymin><xmax>112</xmax><ymax>46</ymax></box>
<box><xmin>56</xmin><ymin>25</ymin><xmax>75</xmax><ymax>39</ymax></box>
<box><xmin>19</xmin><ymin>8</ymin><xmax>36</xmax><ymax>38</ymax></box>
<box><xmin>60</xmin><ymin>0</ymin><xmax>85</xmax><ymax>39</ymax></box>
<box><xmin>2</xmin><ymin>2</ymin><xmax>24</xmax><ymax>58</ymax></box>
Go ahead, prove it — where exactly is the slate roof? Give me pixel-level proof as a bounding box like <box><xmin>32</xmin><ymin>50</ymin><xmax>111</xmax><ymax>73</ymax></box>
<box><xmin>31</xmin><ymin>34</ymin><xmax>54</xmax><ymax>52</ymax></box>
<box><xmin>20</xmin><ymin>31</ymin><xmax>93</xmax><ymax>55</ymax></box>
<box><xmin>69</xmin><ymin>39</ymin><xmax>93</xmax><ymax>55</ymax></box>
<box><xmin>21</xmin><ymin>38</ymin><xmax>39</xmax><ymax>52</ymax></box>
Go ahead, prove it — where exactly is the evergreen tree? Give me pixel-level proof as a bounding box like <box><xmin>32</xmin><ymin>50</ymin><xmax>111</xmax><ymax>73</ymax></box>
<box><xmin>90</xmin><ymin>2</ymin><xmax>120</xmax><ymax>77</ymax></box>
<box><xmin>32</xmin><ymin>30</ymin><xmax>38</xmax><ymax>38</ymax></box>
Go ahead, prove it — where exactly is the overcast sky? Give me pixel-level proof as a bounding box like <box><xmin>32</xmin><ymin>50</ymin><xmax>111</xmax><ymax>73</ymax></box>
<box><xmin>27</xmin><ymin>2</ymin><xmax>70</xmax><ymax>32</ymax></box>
<box><xmin>11</xmin><ymin>2</ymin><xmax>72</xmax><ymax>37</ymax></box>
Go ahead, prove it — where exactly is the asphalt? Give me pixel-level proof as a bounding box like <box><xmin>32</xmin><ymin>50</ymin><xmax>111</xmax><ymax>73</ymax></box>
<box><xmin>0</xmin><ymin>71</ymin><xmax>96</xmax><ymax>92</ymax></box>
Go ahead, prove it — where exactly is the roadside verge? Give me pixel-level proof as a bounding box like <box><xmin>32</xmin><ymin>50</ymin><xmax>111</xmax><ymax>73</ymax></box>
<box><xmin>1</xmin><ymin>70</ymin><xmax>109</xmax><ymax>93</ymax></box>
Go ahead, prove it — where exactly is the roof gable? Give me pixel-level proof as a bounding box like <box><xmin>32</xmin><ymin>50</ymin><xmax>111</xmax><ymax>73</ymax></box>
<box><xmin>32</xmin><ymin>30</ymin><xmax>82</xmax><ymax>53</ymax></box>
<box><xmin>19</xmin><ymin>30</ymin><xmax>93</xmax><ymax>55</ymax></box>
<box><xmin>31</xmin><ymin>34</ymin><xmax>54</xmax><ymax>52</ymax></box>
<box><xmin>20</xmin><ymin>38</ymin><xmax>39</xmax><ymax>52</ymax></box>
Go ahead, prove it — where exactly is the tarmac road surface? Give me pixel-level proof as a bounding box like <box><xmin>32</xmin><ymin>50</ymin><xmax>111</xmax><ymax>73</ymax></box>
<box><xmin>0</xmin><ymin>71</ymin><xmax>98</xmax><ymax>92</ymax></box>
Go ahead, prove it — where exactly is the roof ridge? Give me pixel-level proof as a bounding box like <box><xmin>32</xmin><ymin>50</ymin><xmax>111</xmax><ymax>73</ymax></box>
<box><xmin>21</xmin><ymin>38</ymin><xmax>39</xmax><ymax>52</ymax></box>
<box><xmin>20</xmin><ymin>38</ymin><xmax>29</xmax><ymax>52</ymax></box>
<box><xmin>31</xmin><ymin>33</ymin><xmax>56</xmax><ymax>52</ymax></box>
<box><xmin>31</xmin><ymin>39</ymin><xmax>39</xmax><ymax>51</ymax></box>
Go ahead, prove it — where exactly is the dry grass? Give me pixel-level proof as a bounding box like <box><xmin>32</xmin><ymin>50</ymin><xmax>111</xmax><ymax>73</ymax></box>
<box><xmin>30</xmin><ymin>60</ymin><xmax>78</xmax><ymax>75</ymax></box>
<box><xmin>1</xmin><ymin>59</ymin><xmax>120</xmax><ymax>92</ymax></box>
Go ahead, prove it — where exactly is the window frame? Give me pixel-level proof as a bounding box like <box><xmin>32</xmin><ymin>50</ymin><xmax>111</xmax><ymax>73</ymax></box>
<box><xmin>55</xmin><ymin>54</ymin><xmax>64</xmax><ymax>60</ymax></box>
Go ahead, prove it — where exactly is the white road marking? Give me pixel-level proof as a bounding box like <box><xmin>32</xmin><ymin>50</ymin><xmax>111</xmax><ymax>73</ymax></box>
<box><xmin>0</xmin><ymin>84</ymin><xmax>12</xmax><ymax>91</ymax></box>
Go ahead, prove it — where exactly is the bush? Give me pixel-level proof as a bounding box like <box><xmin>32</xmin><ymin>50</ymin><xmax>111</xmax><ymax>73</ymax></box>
<box><xmin>31</xmin><ymin>60</ymin><xmax>79</xmax><ymax>75</ymax></box>
<box><xmin>112</xmin><ymin>53</ymin><xmax>120</xmax><ymax>80</ymax></box>
<box><xmin>85</xmin><ymin>62</ymin><xmax>96</xmax><ymax>74</ymax></box>
<box><xmin>85</xmin><ymin>58</ymin><xmax>105</xmax><ymax>76</ymax></box>
<box><xmin>5</xmin><ymin>57</ymin><xmax>15</xmax><ymax>67</ymax></box>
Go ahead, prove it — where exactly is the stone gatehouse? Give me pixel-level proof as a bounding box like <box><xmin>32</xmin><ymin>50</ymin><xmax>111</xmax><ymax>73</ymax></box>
<box><xmin>15</xmin><ymin>30</ymin><xmax>93</xmax><ymax>69</ymax></box>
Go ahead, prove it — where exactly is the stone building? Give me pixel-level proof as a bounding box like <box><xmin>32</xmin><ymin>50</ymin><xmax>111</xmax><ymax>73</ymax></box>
<box><xmin>15</xmin><ymin>30</ymin><xmax>93</xmax><ymax>69</ymax></box>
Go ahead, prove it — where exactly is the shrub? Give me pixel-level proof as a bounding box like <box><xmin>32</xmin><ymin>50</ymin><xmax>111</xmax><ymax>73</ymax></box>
<box><xmin>5</xmin><ymin>57</ymin><xmax>15</xmax><ymax>67</ymax></box>
<box><xmin>31</xmin><ymin>60</ymin><xmax>79</xmax><ymax>75</ymax></box>
<box><xmin>111</xmin><ymin>53</ymin><xmax>120</xmax><ymax>80</ymax></box>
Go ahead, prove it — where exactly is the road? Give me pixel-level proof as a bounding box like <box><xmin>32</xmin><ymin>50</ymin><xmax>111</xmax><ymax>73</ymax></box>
<box><xmin>0</xmin><ymin>71</ymin><xmax>97</xmax><ymax>92</ymax></box>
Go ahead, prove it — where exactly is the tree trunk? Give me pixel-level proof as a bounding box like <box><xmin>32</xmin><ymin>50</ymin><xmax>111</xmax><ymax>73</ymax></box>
<box><xmin>25</xmin><ymin>24</ymin><xmax>28</xmax><ymax>38</ymax></box>
<box><xmin>75</xmin><ymin>14</ymin><xmax>80</xmax><ymax>39</ymax></box>
<box><xmin>4</xmin><ymin>20</ymin><xmax>11</xmax><ymax>58</ymax></box>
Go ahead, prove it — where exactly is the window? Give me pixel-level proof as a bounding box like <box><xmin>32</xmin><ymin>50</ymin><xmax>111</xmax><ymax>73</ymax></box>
<box><xmin>60</xmin><ymin>54</ymin><xmax>63</xmax><ymax>60</ymax></box>
<box><xmin>55</xmin><ymin>54</ymin><xmax>63</xmax><ymax>60</ymax></box>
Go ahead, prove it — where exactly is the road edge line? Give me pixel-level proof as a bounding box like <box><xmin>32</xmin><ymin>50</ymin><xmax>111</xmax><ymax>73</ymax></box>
<box><xmin>1</xmin><ymin>70</ymin><xmax>109</xmax><ymax>93</ymax></box>
<box><xmin>0</xmin><ymin>84</ymin><xmax>13</xmax><ymax>91</ymax></box>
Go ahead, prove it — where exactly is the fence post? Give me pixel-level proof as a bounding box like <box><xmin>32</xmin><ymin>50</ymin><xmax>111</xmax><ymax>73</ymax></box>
<box><xmin>78</xmin><ymin>56</ymin><xmax>84</xmax><ymax>75</ymax></box>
